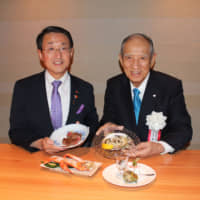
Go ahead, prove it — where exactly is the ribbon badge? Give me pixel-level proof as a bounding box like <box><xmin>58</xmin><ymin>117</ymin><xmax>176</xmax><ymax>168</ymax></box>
<box><xmin>146</xmin><ymin>111</ymin><xmax>167</xmax><ymax>142</ymax></box>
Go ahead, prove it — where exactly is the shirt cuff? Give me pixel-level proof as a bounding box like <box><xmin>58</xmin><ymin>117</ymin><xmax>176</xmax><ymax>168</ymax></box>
<box><xmin>156</xmin><ymin>141</ymin><xmax>175</xmax><ymax>155</ymax></box>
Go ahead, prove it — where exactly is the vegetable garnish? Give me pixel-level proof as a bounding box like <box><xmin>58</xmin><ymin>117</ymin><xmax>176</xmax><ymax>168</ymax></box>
<box><xmin>132</xmin><ymin>158</ymin><xmax>140</xmax><ymax>167</ymax></box>
<box><xmin>44</xmin><ymin>162</ymin><xmax>60</xmax><ymax>168</ymax></box>
<box><xmin>132</xmin><ymin>160</ymin><xmax>137</xmax><ymax>167</ymax></box>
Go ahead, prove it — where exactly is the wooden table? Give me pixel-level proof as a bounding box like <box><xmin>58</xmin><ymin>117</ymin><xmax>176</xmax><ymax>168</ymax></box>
<box><xmin>0</xmin><ymin>144</ymin><xmax>200</xmax><ymax>200</ymax></box>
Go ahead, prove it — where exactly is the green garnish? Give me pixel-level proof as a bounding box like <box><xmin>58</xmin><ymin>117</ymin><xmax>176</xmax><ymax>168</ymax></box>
<box><xmin>132</xmin><ymin>158</ymin><xmax>139</xmax><ymax>167</ymax></box>
<box><xmin>132</xmin><ymin>159</ymin><xmax>137</xmax><ymax>167</ymax></box>
<box><xmin>44</xmin><ymin>162</ymin><xmax>60</xmax><ymax>168</ymax></box>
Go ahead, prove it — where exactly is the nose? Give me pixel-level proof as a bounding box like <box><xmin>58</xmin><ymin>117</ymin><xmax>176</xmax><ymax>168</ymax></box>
<box><xmin>131</xmin><ymin>58</ymin><xmax>139</xmax><ymax>68</ymax></box>
<box><xmin>54</xmin><ymin>49</ymin><xmax>62</xmax><ymax>58</ymax></box>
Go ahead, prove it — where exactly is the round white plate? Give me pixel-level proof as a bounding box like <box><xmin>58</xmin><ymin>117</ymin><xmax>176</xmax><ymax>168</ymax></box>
<box><xmin>102</xmin><ymin>163</ymin><xmax>156</xmax><ymax>187</ymax></box>
<box><xmin>50</xmin><ymin>124</ymin><xmax>89</xmax><ymax>148</ymax></box>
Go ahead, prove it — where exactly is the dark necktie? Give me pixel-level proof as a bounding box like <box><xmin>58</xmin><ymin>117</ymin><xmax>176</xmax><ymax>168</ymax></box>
<box><xmin>51</xmin><ymin>80</ymin><xmax>62</xmax><ymax>129</ymax></box>
<box><xmin>133</xmin><ymin>88</ymin><xmax>141</xmax><ymax>125</ymax></box>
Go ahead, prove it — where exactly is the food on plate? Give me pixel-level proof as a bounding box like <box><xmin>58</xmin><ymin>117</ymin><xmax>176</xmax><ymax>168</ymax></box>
<box><xmin>132</xmin><ymin>158</ymin><xmax>139</xmax><ymax>167</ymax></box>
<box><xmin>123</xmin><ymin>170</ymin><xmax>138</xmax><ymax>183</ymax></box>
<box><xmin>42</xmin><ymin>153</ymin><xmax>95</xmax><ymax>174</ymax></box>
<box><xmin>102</xmin><ymin>133</ymin><xmax>133</xmax><ymax>150</ymax></box>
<box><xmin>44</xmin><ymin>161</ymin><xmax>60</xmax><ymax>168</ymax></box>
<box><xmin>101</xmin><ymin>143</ymin><xmax>114</xmax><ymax>150</ymax></box>
<box><xmin>62</xmin><ymin>132</ymin><xmax>82</xmax><ymax>146</ymax></box>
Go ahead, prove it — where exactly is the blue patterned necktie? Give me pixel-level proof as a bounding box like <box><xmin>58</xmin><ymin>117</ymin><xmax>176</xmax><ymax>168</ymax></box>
<box><xmin>51</xmin><ymin>80</ymin><xmax>62</xmax><ymax>129</ymax></box>
<box><xmin>133</xmin><ymin>88</ymin><xmax>141</xmax><ymax>125</ymax></box>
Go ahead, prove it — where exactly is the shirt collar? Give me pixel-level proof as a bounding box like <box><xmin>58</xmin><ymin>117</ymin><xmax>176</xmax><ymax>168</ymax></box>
<box><xmin>130</xmin><ymin>72</ymin><xmax>150</xmax><ymax>98</ymax></box>
<box><xmin>45</xmin><ymin>70</ymin><xmax>69</xmax><ymax>86</ymax></box>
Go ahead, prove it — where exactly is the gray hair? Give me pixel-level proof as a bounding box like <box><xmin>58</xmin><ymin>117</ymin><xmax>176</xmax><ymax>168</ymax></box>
<box><xmin>120</xmin><ymin>33</ymin><xmax>155</xmax><ymax>59</ymax></box>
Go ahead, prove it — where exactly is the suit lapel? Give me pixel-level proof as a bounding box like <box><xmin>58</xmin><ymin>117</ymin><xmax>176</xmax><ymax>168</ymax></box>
<box><xmin>66</xmin><ymin>75</ymin><xmax>80</xmax><ymax>124</ymax></box>
<box><xmin>137</xmin><ymin>71</ymin><xmax>159</xmax><ymax>137</ymax></box>
<box><xmin>119</xmin><ymin>75</ymin><xmax>136</xmax><ymax>130</ymax></box>
<box><xmin>35</xmin><ymin>72</ymin><xmax>54</xmax><ymax>131</ymax></box>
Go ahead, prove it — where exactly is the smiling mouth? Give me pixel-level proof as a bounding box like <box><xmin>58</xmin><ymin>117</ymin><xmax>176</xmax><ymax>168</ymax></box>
<box><xmin>130</xmin><ymin>71</ymin><xmax>141</xmax><ymax>76</ymax></box>
<box><xmin>54</xmin><ymin>61</ymin><xmax>63</xmax><ymax>65</ymax></box>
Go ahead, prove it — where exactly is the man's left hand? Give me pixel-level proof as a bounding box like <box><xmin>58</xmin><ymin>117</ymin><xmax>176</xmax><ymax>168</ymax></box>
<box><xmin>135</xmin><ymin>141</ymin><xmax>164</xmax><ymax>158</ymax></box>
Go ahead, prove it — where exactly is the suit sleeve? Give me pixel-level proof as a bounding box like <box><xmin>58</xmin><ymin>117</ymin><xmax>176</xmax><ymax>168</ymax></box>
<box><xmin>82</xmin><ymin>84</ymin><xmax>99</xmax><ymax>146</ymax></box>
<box><xmin>100</xmin><ymin>79</ymin><xmax>118</xmax><ymax>125</ymax></box>
<box><xmin>8</xmin><ymin>82</ymin><xmax>42</xmax><ymax>152</ymax></box>
<box><xmin>161</xmin><ymin>80</ymin><xmax>193</xmax><ymax>151</ymax></box>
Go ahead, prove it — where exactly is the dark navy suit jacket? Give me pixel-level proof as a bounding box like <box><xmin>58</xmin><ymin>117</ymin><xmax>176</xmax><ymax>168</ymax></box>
<box><xmin>9</xmin><ymin>71</ymin><xmax>99</xmax><ymax>152</ymax></box>
<box><xmin>100</xmin><ymin>70</ymin><xmax>192</xmax><ymax>151</ymax></box>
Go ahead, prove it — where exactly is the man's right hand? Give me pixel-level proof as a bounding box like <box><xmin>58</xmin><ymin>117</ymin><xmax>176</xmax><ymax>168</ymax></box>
<box><xmin>30</xmin><ymin>137</ymin><xmax>66</xmax><ymax>154</ymax></box>
<box><xmin>96</xmin><ymin>122</ymin><xmax>124</xmax><ymax>136</ymax></box>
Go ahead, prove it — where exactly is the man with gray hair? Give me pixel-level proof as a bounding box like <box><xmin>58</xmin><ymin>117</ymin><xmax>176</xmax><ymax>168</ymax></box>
<box><xmin>97</xmin><ymin>33</ymin><xmax>192</xmax><ymax>158</ymax></box>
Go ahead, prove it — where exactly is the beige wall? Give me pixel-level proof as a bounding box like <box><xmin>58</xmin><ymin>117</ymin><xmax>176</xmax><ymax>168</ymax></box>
<box><xmin>0</xmin><ymin>0</ymin><xmax>200</xmax><ymax>148</ymax></box>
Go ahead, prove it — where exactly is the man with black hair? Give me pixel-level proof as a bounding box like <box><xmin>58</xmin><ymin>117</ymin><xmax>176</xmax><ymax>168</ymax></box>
<box><xmin>9</xmin><ymin>26</ymin><xmax>98</xmax><ymax>153</ymax></box>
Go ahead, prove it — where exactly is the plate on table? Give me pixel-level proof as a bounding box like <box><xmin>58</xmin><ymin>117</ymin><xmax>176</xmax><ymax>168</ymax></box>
<box><xmin>40</xmin><ymin>156</ymin><xmax>102</xmax><ymax>177</ymax></box>
<box><xmin>102</xmin><ymin>162</ymin><xmax>156</xmax><ymax>187</ymax></box>
<box><xmin>50</xmin><ymin>124</ymin><xmax>89</xmax><ymax>148</ymax></box>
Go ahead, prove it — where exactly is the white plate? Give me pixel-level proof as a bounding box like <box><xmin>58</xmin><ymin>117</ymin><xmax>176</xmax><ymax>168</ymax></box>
<box><xmin>50</xmin><ymin>124</ymin><xmax>89</xmax><ymax>148</ymax></box>
<box><xmin>102</xmin><ymin>163</ymin><xmax>156</xmax><ymax>187</ymax></box>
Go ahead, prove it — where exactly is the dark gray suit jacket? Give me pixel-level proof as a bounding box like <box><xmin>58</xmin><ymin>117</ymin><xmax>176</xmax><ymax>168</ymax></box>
<box><xmin>9</xmin><ymin>71</ymin><xmax>99</xmax><ymax>152</ymax></box>
<box><xmin>100</xmin><ymin>70</ymin><xmax>192</xmax><ymax>151</ymax></box>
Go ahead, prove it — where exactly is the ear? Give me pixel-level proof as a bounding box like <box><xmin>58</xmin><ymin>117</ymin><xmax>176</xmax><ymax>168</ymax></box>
<box><xmin>70</xmin><ymin>48</ymin><xmax>74</xmax><ymax>58</ymax></box>
<box><xmin>37</xmin><ymin>49</ymin><xmax>43</xmax><ymax>61</ymax></box>
<box><xmin>150</xmin><ymin>53</ymin><xmax>156</xmax><ymax>69</ymax></box>
<box><xmin>119</xmin><ymin>54</ymin><xmax>124</xmax><ymax>67</ymax></box>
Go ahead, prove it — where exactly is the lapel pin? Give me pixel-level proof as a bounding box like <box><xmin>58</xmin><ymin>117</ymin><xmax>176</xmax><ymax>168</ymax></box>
<box><xmin>76</xmin><ymin>104</ymin><xmax>85</xmax><ymax>115</ymax></box>
<box><xmin>153</xmin><ymin>94</ymin><xmax>156</xmax><ymax>98</ymax></box>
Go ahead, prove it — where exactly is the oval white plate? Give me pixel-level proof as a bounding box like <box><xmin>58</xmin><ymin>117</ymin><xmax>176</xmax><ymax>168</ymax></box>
<box><xmin>50</xmin><ymin>124</ymin><xmax>89</xmax><ymax>148</ymax></box>
<box><xmin>102</xmin><ymin>163</ymin><xmax>156</xmax><ymax>187</ymax></box>
<box><xmin>40</xmin><ymin>156</ymin><xmax>102</xmax><ymax>177</ymax></box>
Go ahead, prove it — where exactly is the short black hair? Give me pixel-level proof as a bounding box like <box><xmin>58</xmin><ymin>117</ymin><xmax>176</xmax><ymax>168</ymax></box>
<box><xmin>120</xmin><ymin>33</ymin><xmax>154</xmax><ymax>59</ymax></box>
<box><xmin>36</xmin><ymin>26</ymin><xmax>74</xmax><ymax>50</ymax></box>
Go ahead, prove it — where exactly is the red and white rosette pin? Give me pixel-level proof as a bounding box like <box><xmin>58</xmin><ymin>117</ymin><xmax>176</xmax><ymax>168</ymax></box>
<box><xmin>146</xmin><ymin>111</ymin><xmax>167</xmax><ymax>142</ymax></box>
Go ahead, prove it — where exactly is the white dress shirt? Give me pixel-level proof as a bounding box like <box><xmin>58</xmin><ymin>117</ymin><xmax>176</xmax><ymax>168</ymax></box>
<box><xmin>45</xmin><ymin>71</ymin><xmax>71</xmax><ymax>126</ymax></box>
<box><xmin>130</xmin><ymin>73</ymin><xmax>174</xmax><ymax>154</ymax></box>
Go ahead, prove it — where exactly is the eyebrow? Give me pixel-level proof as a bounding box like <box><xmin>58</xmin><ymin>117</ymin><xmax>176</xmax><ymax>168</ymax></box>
<box><xmin>47</xmin><ymin>42</ymin><xmax>68</xmax><ymax>45</ymax></box>
<box><xmin>124</xmin><ymin>53</ymin><xmax>149</xmax><ymax>57</ymax></box>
